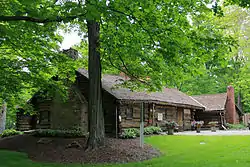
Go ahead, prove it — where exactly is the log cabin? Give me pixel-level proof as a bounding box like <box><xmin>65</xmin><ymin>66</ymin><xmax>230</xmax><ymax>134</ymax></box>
<box><xmin>192</xmin><ymin>86</ymin><xmax>243</xmax><ymax>129</ymax></box>
<box><xmin>16</xmin><ymin>68</ymin><xmax>205</xmax><ymax>135</ymax></box>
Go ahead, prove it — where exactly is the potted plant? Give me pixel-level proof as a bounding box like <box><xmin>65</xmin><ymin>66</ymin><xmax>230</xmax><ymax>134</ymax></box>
<box><xmin>208</xmin><ymin>121</ymin><xmax>218</xmax><ymax>132</ymax></box>
<box><xmin>195</xmin><ymin>121</ymin><xmax>203</xmax><ymax>133</ymax></box>
<box><xmin>166</xmin><ymin>121</ymin><xmax>178</xmax><ymax>135</ymax></box>
<box><xmin>191</xmin><ymin>120</ymin><xmax>196</xmax><ymax>131</ymax></box>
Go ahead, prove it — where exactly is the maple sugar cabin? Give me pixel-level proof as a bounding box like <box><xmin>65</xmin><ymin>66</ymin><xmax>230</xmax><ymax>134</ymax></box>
<box><xmin>16</xmin><ymin>68</ymin><xmax>205</xmax><ymax>135</ymax></box>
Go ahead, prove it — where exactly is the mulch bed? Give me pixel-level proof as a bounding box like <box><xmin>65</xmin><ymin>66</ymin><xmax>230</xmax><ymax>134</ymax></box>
<box><xmin>0</xmin><ymin>134</ymin><xmax>160</xmax><ymax>164</ymax></box>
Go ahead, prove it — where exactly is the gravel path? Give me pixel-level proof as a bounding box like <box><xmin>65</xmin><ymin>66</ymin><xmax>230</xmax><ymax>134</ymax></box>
<box><xmin>174</xmin><ymin>130</ymin><xmax>250</xmax><ymax>136</ymax></box>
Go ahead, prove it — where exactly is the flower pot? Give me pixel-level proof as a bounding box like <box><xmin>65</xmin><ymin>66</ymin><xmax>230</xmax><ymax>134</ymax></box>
<box><xmin>196</xmin><ymin>128</ymin><xmax>201</xmax><ymax>133</ymax></box>
<box><xmin>167</xmin><ymin>129</ymin><xmax>174</xmax><ymax>135</ymax></box>
<box><xmin>211</xmin><ymin>126</ymin><xmax>216</xmax><ymax>132</ymax></box>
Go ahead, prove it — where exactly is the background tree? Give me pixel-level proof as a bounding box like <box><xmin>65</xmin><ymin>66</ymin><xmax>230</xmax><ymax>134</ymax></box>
<box><xmin>180</xmin><ymin>4</ymin><xmax>250</xmax><ymax>113</ymax></box>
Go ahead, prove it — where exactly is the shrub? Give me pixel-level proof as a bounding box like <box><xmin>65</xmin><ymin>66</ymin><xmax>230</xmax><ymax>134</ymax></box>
<box><xmin>120</xmin><ymin>126</ymin><xmax>162</xmax><ymax>138</ymax></box>
<box><xmin>130</xmin><ymin>128</ymin><xmax>140</xmax><ymax>137</ymax></box>
<box><xmin>33</xmin><ymin>129</ymin><xmax>86</xmax><ymax>138</ymax></box>
<box><xmin>144</xmin><ymin>126</ymin><xmax>162</xmax><ymax>135</ymax></box>
<box><xmin>120</xmin><ymin>128</ymin><xmax>138</xmax><ymax>139</ymax></box>
<box><xmin>1</xmin><ymin>129</ymin><xmax>23</xmax><ymax>138</ymax></box>
<box><xmin>226</xmin><ymin>123</ymin><xmax>246</xmax><ymax>130</ymax></box>
<box><xmin>144</xmin><ymin>127</ymin><xmax>154</xmax><ymax>135</ymax></box>
<box><xmin>166</xmin><ymin>121</ymin><xmax>178</xmax><ymax>129</ymax></box>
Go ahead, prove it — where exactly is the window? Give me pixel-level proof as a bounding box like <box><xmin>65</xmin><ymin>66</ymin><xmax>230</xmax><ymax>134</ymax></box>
<box><xmin>126</xmin><ymin>106</ymin><xmax>133</xmax><ymax>119</ymax></box>
<box><xmin>39</xmin><ymin>110</ymin><xmax>50</xmax><ymax>124</ymax></box>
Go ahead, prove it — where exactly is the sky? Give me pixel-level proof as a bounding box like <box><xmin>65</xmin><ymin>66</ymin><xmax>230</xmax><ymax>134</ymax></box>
<box><xmin>60</xmin><ymin>31</ymin><xmax>81</xmax><ymax>50</ymax></box>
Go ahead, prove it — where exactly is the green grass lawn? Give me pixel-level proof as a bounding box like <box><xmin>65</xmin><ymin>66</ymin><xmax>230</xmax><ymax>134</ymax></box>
<box><xmin>1</xmin><ymin>135</ymin><xmax>250</xmax><ymax>167</ymax></box>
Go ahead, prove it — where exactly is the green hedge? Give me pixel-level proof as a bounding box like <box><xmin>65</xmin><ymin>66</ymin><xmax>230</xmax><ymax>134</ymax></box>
<box><xmin>33</xmin><ymin>129</ymin><xmax>87</xmax><ymax>138</ymax></box>
<box><xmin>144</xmin><ymin>126</ymin><xmax>162</xmax><ymax>135</ymax></box>
<box><xmin>0</xmin><ymin>129</ymin><xmax>23</xmax><ymax>138</ymax></box>
<box><xmin>226</xmin><ymin>123</ymin><xmax>246</xmax><ymax>130</ymax></box>
<box><xmin>120</xmin><ymin>126</ymin><xmax>162</xmax><ymax>139</ymax></box>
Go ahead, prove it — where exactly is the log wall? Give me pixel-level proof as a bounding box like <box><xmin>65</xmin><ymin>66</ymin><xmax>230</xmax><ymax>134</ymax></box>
<box><xmin>153</xmin><ymin>105</ymin><xmax>177</xmax><ymax>130</ymax></box>
<box><xmin>16</xmin><ymin>112</ymin><xmax>35</xmax><ymax>131</ymax></box>
<box><xmin>119</xmin><ymin>102</ymin><xmax>150</xmax><ymax>129</ymax></box>
<box><xmin>118</xmin><ymin>102</ymin><xmax>194</xmax><ymax>132</ymax></box>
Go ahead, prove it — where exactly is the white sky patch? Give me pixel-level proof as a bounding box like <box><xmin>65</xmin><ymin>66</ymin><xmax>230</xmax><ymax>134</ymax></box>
<box><xmin>106</xmin><ymin>0</ymin><xmax>110</xmax><ymax>6</ymax></box>
<box><xmin>60</xmin><ymin>31</ymin><xmax>81</xmax><ymax>49</ymax></box>
<box><xmin>22</xmin><ymin>67</ymin><xmax>30</xmax><ymax>73</ymax></box>
<box><xmin>187</xmin><ymin>14</ymin><xmax>193</xmax><ymax>26</ymax></box>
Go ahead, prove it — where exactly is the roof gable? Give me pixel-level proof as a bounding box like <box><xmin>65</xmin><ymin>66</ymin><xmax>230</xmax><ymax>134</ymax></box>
<box><xmin>192</xmin><ymin>93</ymin><xmax>227</xmax><ymax>111</ymax></box>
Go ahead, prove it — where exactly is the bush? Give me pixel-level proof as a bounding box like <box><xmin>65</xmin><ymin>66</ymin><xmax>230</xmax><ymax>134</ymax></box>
<box><xmin>33</xmin><ymin>129</ymin><xmax>86</xmax><ymax>138</ymax></box>
<box><xmin>130</xmin><ymin>128</ymin><xmax>140</xmax><ymax>137</ymax></box>
<box><xmin>166</xmin><ymin>121</ymin><xmax>178</xmax><ymax>129</ymax></box>
<box><xmin>120</xmin><ymin>128</ymin><xmax>138</xmax><ymax>139</ymax></box>
<box><xmin>226</xmin><ymin>123</ymin><xmax>246</xmax><ymax>130</ymax></box>
<box><xmin>1</xmin><ymin>129</ymin><xmax>23</xmax><ymax>138</ymax></box>
<box><xmin>144</xmin><ymin>126</ymin><xmax>162</xmax><ymax>135</ymax></box>
<box><xmin>120</xmin><ymin>126</ymin><xmax>162</xmax><ymax>139</ymax></box>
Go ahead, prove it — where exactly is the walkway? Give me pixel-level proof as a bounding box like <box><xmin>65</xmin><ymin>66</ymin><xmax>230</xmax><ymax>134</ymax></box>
<box><xmin>175</xmin><ymin>130</ymin><xmax>250</xmax><ymax>136</ymax></box>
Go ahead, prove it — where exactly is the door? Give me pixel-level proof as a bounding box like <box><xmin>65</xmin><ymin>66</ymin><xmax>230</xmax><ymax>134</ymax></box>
<box><xmin>177</xmin><ymin>108</ymin><xmax>184</xmax><ymax>130</ymax></box>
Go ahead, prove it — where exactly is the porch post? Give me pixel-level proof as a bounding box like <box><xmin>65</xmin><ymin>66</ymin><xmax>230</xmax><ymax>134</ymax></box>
<box><xmin>115</xmin><ymin>105</ymin><xmax>118</xmax><ymax>138</ymax></box>
<box><xmin>140</xmin><ymin>102</ymin><xmax>144</xmax><ymax>148</ymax></box>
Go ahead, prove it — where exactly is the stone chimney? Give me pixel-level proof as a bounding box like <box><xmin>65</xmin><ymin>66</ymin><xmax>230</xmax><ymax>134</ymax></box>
<box><xmin>62</xmin><ymin>48</ymin><xmax>79</xmax><ymax>60</ymax></box>
<box><xmin>226</xmin><ymin>86</ymin><xmax>237</xmax><ymax>124</ymax></box>
<box><xmin>119</xmin><ymin>72</ymin><xmax>129</xmax><ymax>80</ymax></box>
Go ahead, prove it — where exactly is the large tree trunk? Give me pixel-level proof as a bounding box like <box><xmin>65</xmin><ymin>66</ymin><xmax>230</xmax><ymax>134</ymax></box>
<box><xmin>86</xmin><ymin>20</ymin><xmax>105</xmax><ymax>149</ymax></box>
<box><xmin>0</xmin><ymin>101</ymin><xmax>6</xmax><ymax>134</ymax></box>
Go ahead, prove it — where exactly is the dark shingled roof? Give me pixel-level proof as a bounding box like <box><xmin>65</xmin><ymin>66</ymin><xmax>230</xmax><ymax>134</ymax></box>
<box><xmin>77</xmin><ymin>69</ymin><xmax>204</xmax><ymax>109</ymax></box>
<box><xmin>192</xmin><ymin>93</ymin><xmax>227</xmax><ymax>111</ymax></box>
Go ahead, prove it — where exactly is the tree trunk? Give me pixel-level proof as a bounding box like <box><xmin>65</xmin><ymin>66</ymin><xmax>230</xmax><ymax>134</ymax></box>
<box><xmin>0</xmin><ymin>101</ymin><xmax>6</xmax><ymax>134</ymax></box>
<box><xmin>86</xmin><ymin>20</ymin><xmax>105</xmax><ymax>149</ymax></box>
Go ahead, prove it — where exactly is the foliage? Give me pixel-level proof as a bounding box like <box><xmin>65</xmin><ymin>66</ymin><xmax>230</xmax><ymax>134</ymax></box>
<box><xmin>226</xmin><ymin>123</ymin><xmax>246</xmax><ymax>130</ymax></box>
<box><xmin>166</xmin><ymin>121</ymin><xmax>178</xmax><ymax>129</ymax></box>
<box><xmin>32</xmin><ymin>129</ymin><xmax>87</xmax><ymax>138</ymax></box>
<box><xmin>119</xmin><ymin>128</ymin><xmax>139</xmax><ymax>139</ymax></box>
<box><xmin>0</xmin><ymin>129</ymin><xmax>23</xmax><ymax>138</ymax></box>
<box><xmin>120</xmin><ymin>126</ymin><xmax>162</xmax><ymax>138</ymax></box>
<box><xmin>0</xmin><ymin>0</ymin><xmax>235</xmax><ymax>92</ymax></box>
<box><xmin>144</xmin><ymin>126</ymin><xmax>162</xmax><ymax>135</ymax></box>
<box><xmin>180</xmin><ymin>5</ymin><xmax>250</xmax><ymax>113</ymax></box>
<box><xmin>208</xmin><ymin>121</ymin><xmax>218</xmax><ymax>126</ymax></box>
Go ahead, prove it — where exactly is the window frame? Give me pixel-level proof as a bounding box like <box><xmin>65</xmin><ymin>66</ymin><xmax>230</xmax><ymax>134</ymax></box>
<box><xmin>125</xmin><ymin>105</ymin><xmax>133</xmax><ymax>120</ymax></box>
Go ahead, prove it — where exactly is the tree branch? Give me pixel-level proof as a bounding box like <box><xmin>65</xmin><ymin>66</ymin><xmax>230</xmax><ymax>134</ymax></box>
<box><xmin>107</xmin><ymin>53</ymin><xmax>148</xmax><ymax>85</ymax></box>
<box><xmin>104</xmin><ymin>6</ymin><xmax>156</xmax><ymax>47</ymax></box>
<box><xmin>0</xmin><ymin>12</ymin><xmax>87</xmax><ymax>23</ymax></box>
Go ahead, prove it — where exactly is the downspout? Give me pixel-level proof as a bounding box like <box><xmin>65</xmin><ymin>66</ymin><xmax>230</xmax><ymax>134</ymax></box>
<box><xmin>152</xmin><ymin>103</ymin><xmax>155</xmax><ymax>126</ymax></box>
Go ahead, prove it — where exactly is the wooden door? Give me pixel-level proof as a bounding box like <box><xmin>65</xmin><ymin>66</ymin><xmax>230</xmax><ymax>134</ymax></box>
<box><xmin>177</xmin><ymin>108</ymin><xmax>183</xmax><ymax>129</ymax></box>
<box><xmin>183</xmin><ymin>109</ymin><xmax>191</xmax><ymax>130</ymax></box>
